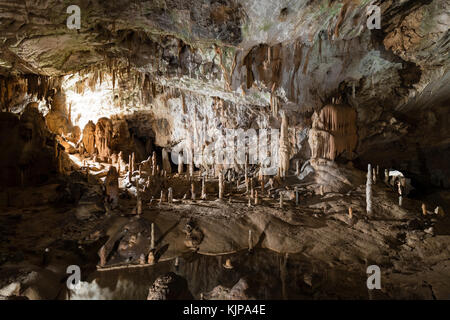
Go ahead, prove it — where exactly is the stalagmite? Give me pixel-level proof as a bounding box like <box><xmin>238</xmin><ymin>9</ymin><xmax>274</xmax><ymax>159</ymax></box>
<box><xmin>248</xmin><ymin>196</ymin><xmax>252</xmax><ymax>207</ymax></box>
<box><xmin>201</xmin><ymin>176</ymin><xmax>206</xmax><ymax>199</ymax></box>
<box><xmin>279</xmin><ymin>193</ymin><xmax>284</xmax><ymax>209</ymax></box>
<box><xmin>218</xmin><ymin>171</ymin><xmax>224</xmax><ymax>200</ymax></box>
<box><xmin>384</xmin><ymin>169</ymin><xmax>389</xmax><ymax>184</ymax></box>
<box><xmin>279</xmin><ymin>111</ymin><xmax>290</xmax><ymax>178</ymax></box>
<box><xmin>422</xmin><ymin>203</ymin><xmax>427</xmax><ymax>216</ymax></box>
<box><xmin>397</xmin><ymin>181</ymin><xmax>403</xmax><ymax>207</ymax></box>
<box><xmin>319</xmin><ymin>185</ymin><xmax>324</xmax><ymax>196</ymax></box>
<box><xmin>434</xmin><ymin>206</ymin><xmax>445</xmax><ymax>217</ymax></box>
<box><xmin>99</xmin><ymin>246</ymin><xmax>106</xmax><ymax>267</ymax></box>
<box><xmin>178</xmin><ymin>154</ymin><xmax>183</xmax><ymax>174</ymax></box>
<box><xmin>136</xmin><ymin>180</ymin><xmax>142</xmax><ymax>215</ymax></box>
<box><xmin>366</xmin><ymin>164</ymin><xmax>373</xmax><ymax>214</ymax></box>
<box><xmin>162</xmin><ymin>148</ymin><xmax>172</xmax><ymax>174</ymax></box>
<box><xmin>131</xmin><ymin>152</ymin><xmax>135</xmax><ymax>173</ymax></box>
<box><xmin>168</xmin><ymin>187</ymin><xmax>173</xmax><ymax>203</ymax></box>
<box><xmin>348</xmin><ymin>207</ymin><xmax>353</xmax><ymax>219</ymax></box>
<box><xmin>372</xmin><ymin>167</ymin><xmax>377</xmax><ymax>184</ymax></box>
<box><xmin>151</xmin><ymin>223</ymin><xmax>155</xmax><ymax>250</ymax></box>
<box><xmin>295</xmin><ymin>187</ymin><xmax>299</xmax><ymax>206</ymax></box>
<box><xmin>152</xmin><ymin>152</ymin><xmax>157</xmax><ymax>176</ymax></box>
<box><xmin>147</xmin><ymin>251</ymin><xmax>155</xmax><ymax>265</ymax></box>
<box><xmin>248</xmin><ymin>230</ymin><xmax>253</xmax><ymax>252</ymax></box>
<box><xmin>352</xmin><ymin>82</ymin><xmax>356</xmax><ymax>99</ymax></box>
<box><xmin>296</xmin><ymin>160</ymin><xmax>300</xmax><ymax>175</ymax></box>
<box><xmin>223</xmin><ymin>258</ymin><xmax>233</xmax><ymax>269</ymax></box>
<box><xmin>254</xmin><ymin>191</ymin><xmax>259</xmax><ymax>205</ymax></box>
<box><xmin>191</xmin><ymin>182</ymin><xmax>196</xmax><ymax>200</ymax></box>
<box><xmin>259</xmin><ymin>169</ymin><xmax>265</xmax><ymax>195</ymax></box>
<box><xmin>250</xmin><ymin>177</ymin><xmax>254</xmax><ymax>198</ymax></box>
<box><xmin>82</xmin><ymin>121</ymin><xmax>96</xmax><ymax>155</ymax></box>
<box><xmin>245</xmin><ymin>155</ymin><xmax>249</xmax><ymax>192</ymax></box>
<box><xmin>95</xmin><ymin>118</ymin><xmax>113</xmax><ymax>161</ymax></box>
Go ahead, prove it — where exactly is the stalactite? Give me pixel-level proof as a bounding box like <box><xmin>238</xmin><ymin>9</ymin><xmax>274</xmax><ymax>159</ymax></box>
<box><xmin>215</xmin><ymin>46</ymin><xmax>232</xmax><ymax>91</ymax></box>
<box><xmin>309</xmin><ymin>104</ymin><xmax>358</xmax><ymax>160</ymax></box>
<box><xmin>334</xmin><ymin>1</ymin><xmax>350</xmax><ymax>39</ymax></box>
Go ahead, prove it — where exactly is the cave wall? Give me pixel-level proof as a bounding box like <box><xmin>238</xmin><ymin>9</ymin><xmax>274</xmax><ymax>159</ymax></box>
<box><xmin>0</xmin><ymin>104</ymin><xmax>58</xmax><ymax>188</ymax></box>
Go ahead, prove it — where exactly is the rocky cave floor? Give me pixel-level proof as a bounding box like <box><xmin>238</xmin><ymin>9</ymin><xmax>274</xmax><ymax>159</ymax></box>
<box><xmin>0</xmin><ymin>156</ymin><xmax>449</xmax><ymax>300</ymax></box>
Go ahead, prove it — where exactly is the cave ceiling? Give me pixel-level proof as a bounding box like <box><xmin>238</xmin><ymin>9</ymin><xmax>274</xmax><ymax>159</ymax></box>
<box><xmin>0</xmin><ymin>0</ymin><xmax>449</xmax><ymax>186</ymax></box>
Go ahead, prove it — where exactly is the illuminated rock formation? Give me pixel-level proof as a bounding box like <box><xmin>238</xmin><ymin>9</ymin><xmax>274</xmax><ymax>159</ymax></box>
<box><xmin>82</xmin><ymin>121</ymin><xmax>96</xmax><ymax>155</ymax></box>
<box><xmin>309</xmin><ymin>104</ymin><xmax>357</xmax><ymax>161</ymax></box>
<box><xmin>95</xmin><ymin>117</ymin><xmax>113</xmax><ymax>162</ymax></box>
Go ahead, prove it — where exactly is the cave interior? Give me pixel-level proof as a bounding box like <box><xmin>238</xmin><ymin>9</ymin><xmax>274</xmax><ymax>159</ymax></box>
<box><xmin>0</xmin><ymin>0</ymin><xmax>449</xmax><ymax>300</ymax></box>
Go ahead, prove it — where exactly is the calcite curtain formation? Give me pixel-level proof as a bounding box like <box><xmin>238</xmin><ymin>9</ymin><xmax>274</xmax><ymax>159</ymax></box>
<box><xmin>309</xmin><ymin>104</ymin><xmax>358</xmax><ymax>161</ymax></box>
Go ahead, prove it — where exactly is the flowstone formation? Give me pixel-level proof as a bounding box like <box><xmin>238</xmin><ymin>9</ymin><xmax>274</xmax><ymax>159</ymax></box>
<box><xmin>0</xmin><ymin>0</ymin><xmax>449</xmax><ymax>301</ymax></box>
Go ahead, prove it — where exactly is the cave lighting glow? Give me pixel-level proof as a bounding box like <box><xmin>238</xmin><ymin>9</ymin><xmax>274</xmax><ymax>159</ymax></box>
<box><xmin>62</xmin><ymin>73</ymin><xmax>123</xmax><ymax>130</ymax></box>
